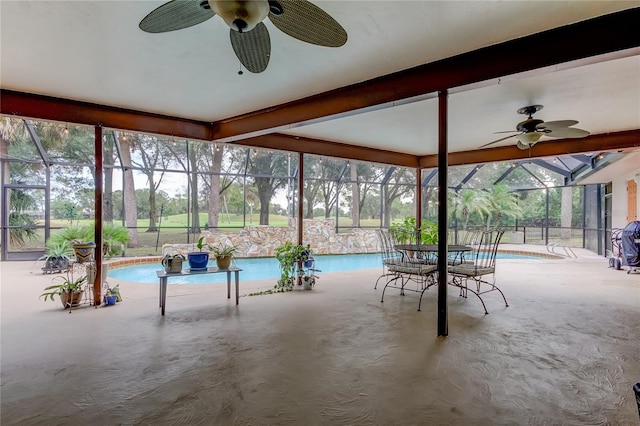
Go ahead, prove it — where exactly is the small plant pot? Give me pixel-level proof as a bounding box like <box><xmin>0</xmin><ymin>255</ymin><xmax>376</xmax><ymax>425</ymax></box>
<box><xmin>162</xmin><ymin>255</ymin><xmax>184</xmax><ymax>273</ymax></box>
<box><xmin>103</xmin><ymin>295</ymin><xmax>118</xmax><ymax>306</ymax></box>
<box><xmin>54</xmin><ymin>257</ymin><xmax>69</xmax><ymax>270</ymax></box>
<box><xmin>42</xmin><ymin>256</ymin><xmax>69</xmax><ymax>273</ymax></box>
<box><xmin>187</xmin><ymin>252</ymin><xmax>209</xmax><ymax>271</ymax></box>
<box><xmin>216</xmin><ymin>255</ymin><xmax>232</xmax><ymax>269</ymax></box>
<box><xmin>60</xmin><ymin>291</ymin><xmax>84</xmax><ymax>308</ymax></box>
<box><xmin>301</xmin><ymin>276</ymin><xmax>315</xmax><ymax>290</ymax></box>
<box><xmin>72</xmin><ymin>243</ymin><xmax>96</xmax><ymax>264</ymax></box>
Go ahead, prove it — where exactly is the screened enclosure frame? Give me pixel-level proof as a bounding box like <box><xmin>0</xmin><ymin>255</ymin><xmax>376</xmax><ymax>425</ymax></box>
<box><xmin>1</xmin><ymin>116</ymin><xmax>618</xmax><ymax>262</ymax></box>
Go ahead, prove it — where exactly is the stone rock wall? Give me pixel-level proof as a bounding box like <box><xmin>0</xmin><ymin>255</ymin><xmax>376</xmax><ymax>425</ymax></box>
<box><xmin>162</xmin><ymin>219</ymin><xmax>379</xmax><ymax>258</ymax></box>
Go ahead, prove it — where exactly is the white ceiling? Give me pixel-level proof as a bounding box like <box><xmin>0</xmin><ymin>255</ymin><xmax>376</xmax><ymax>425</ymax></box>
<box><xmin>577</xmin><ymin>151</ymin><xmax>640</xmax><ymax>185</ymax></box>
<box><xmin>282</xmin><ymin>54</ymin><xmax>640</xmax><ymax>155</ymax></box>
<box><xmin>1</xmin><ymin>1</ymin><xmax>639</xmax><ymax>158</ymax></box>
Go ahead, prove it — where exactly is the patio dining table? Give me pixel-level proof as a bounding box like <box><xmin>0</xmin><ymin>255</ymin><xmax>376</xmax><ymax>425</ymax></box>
<box><xmin>380</xmin><ymin>244</ymin><xmax>473</xmax><ymax>311</ymax></box>
<box><xmin>394</xmin><ymin>244</ymin><xmax>472</xmax><ymax>265</ymax></box>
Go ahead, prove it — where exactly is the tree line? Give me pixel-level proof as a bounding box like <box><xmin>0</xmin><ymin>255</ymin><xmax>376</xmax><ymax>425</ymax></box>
<box><xmin>1</xmin><ymin>117</ymin><xmax>584</xmax><ymax>250</ymax></box>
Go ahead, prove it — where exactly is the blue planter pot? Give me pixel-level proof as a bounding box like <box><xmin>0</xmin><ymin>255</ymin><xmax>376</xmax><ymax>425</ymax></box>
<box><xmin>187</xmin><ymin>252</ymin><xmax>209</xmax><ymax>270</ymax></box>
<box><xmin>104</xmin><ymin>295</ymin><xmax>117</xmax><ymax>305</ymax></box>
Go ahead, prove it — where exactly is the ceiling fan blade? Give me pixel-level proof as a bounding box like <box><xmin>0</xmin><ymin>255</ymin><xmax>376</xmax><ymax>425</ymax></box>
<box><xmin>230</xmin><ymin>22</ymin><xmax>271</xmax><ymax>73</ymax></box>
<box><xmin>479</xmin><ymin>133</ymin><xmax>519</xmax><ymax>148</ymax></box>
<box><xmin>269</xmin><ymin>0</ymin><xmax>347</xmax><ymax>47</ymax></box>
<box><xmin>140</xmin><ymin>0</ymin><xmax>215</xmax><ymax>33</ymax></box>
<box><xmin>536</xmin><ymin>120</ymin><xmax>579</xmax><ymax>132</ymax></box>
<box><xmin>544</xmin><ymin>127</ymin><xmax>591</xmax><ymax>138</ymax></box>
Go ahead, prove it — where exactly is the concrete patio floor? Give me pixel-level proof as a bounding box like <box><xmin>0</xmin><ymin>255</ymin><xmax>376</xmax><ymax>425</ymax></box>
<box><xmin>1</xmin><ymin>247</ymin><xmax>639</xmax><ymax>425</ymax></box>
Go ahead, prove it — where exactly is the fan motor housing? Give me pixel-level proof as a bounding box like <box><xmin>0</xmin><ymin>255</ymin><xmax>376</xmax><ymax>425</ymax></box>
<box><xmin>517</xmin><ymin>118</ymin><xmax>543</xmax><ymax>133</ymax></box>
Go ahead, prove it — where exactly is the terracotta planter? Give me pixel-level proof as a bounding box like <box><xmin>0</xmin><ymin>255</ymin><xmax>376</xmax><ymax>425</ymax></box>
<box><xmin>60</xmin><ymin>291</ymin><xmax>84</xmax><ymax>308</ymax></box>
<box><xmin>215</xmin><ymin>255</ymin><xmax>232</xmax><ymax>269</ymax></box>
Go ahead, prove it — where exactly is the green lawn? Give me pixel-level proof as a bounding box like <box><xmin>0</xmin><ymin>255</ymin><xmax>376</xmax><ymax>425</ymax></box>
<box><xmin>49</xmin><ymin>214</ymin><xmax>382</xmax><ymax>230</ymax></box>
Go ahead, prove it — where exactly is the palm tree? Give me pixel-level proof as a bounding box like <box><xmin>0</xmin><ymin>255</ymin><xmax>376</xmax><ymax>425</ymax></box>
<box><xmin>484</xmin><ymin>183</ymin><xmax>523</xmax><ymax>229</ymax></box>
<box><xmin>8</xmin><ymin>187</ymin><xmax>38</xmax><ymax>247</ymax></box>
<box><xmin>450</xmin><ymin>188</ymin><xmax>491</xmax><ymax>230</ymax></box>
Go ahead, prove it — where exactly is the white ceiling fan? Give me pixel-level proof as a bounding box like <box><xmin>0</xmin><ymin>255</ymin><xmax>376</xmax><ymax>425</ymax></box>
<box><xmin>481</xmin><ymin>105</ymin><xmax>590</xmax><ymax>150</ymax></box>
<box><xmin>139</xmin><ymin>0</ymin><xmax>348</xmax><ymax>74</ymax></box>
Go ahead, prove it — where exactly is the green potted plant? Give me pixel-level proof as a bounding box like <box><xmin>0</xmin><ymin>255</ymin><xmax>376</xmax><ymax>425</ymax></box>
<box><xmin>389</xmin><ymin>216</ymin><xmax>416</xmax><ymax>244</ymax></box>
<box><xmin>47</xmin><ymin>222</ymin><xmax>131</xmax><ymax>261</ymax></box>
<box><xmin>47</xmin><ymin>224</ymin><xmax>95</xmax><ymax>263</ymax></box>
<box><xmin>40</xmin><ymin>268</ymin><xmax>87</xmax><ymax>309</ymax></box>
<box><xmin>210</xmin><ymin>243</ymin><xmax>237</xmax><ymax>269</ymax></box>
<box><xmin>274</xmin><ymin>242</ymin><xmax>312</xmax><ymax>292</ymax></box>
<box><xmin>187</xmin><ymin>236</ymin><xmax>209</xmax><ymax>270</ymax></box>
<box><xmin>39</xmin><ymin>240</ymin><xmax>73</xmax><ymax>273</ymax></box>
<box><xmin>390</xmin><ymin>217</ymin><xmax>439</xmax><ymax>244</ymax></box>
<box><xmin>103</xmin><ymin>284</ymin><xmax>121</xmax><ymax>305</ymax></box>
<box><xmin>420</xmin><ymin>221</ymin><xmax>438</xmax><ymax>244</ymax></box>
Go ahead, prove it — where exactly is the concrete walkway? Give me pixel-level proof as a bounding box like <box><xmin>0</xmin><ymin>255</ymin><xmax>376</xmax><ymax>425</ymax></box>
<box><xmin>1</xmin><ymin>248</ymin><xmax>639</xmax><ymax>424</ymax></box>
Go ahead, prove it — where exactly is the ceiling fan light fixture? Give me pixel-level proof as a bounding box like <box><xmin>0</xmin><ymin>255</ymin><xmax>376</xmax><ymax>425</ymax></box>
<box><xmin>209</xmin><ymin>0</ymin><xmax>269</xmax><ymax>33</ymax></box>
<box><xmin>516</xmin><ymin>131</ymin><xmax>543</xmax><ymax>149</ymax></box>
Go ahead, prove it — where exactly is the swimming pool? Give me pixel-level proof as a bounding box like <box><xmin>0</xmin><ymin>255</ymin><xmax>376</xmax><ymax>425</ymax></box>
<box><xmin>108</xmin><ymin>252</ymin><xmax>542</xmax><ymax>284</ymax></box>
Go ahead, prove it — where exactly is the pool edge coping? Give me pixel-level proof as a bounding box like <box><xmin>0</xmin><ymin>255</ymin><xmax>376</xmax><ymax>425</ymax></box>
<box><xmin>105</xmin><ymin>249</ymin><xmax>562</xmax><ymax>271</ymax></box>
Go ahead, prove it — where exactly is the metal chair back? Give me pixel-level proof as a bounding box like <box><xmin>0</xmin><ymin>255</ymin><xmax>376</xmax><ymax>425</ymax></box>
<box><xmin>376</xmin><ymin>229</ymin><xmax>402</xmax><ymax>267</ymax></box>
<box><xmin>467</xmin><ymin>229</ymin><xmax>504</xmax><ymax>272</ymax></box>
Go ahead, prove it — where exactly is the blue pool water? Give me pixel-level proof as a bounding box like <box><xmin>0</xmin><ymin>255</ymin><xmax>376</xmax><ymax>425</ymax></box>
<box><xmin>108</xmin><ymin>252</ymin><xmax>540</xmax><ymax>284</ymax></box>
